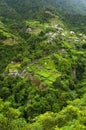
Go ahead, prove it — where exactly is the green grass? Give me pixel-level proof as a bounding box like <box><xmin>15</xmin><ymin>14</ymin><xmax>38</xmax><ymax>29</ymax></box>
<box><xmin>37</xmin><ymin>70</ymin><xmax>52</xmax><ymax>78</ymax></box>
<box><xmin>7</xmin><ymin>63</ymin><xmax>21</xmax><ymax>71</ymax></box>
<box><xmin>25</xmin><ymin>20</ymin><xmax>48</xmax><ymax>34</ymax></box>
<box><xmin>25</xmin><ymin>56</ymin><xmax>60</xmax><ymax>85</ymax></box>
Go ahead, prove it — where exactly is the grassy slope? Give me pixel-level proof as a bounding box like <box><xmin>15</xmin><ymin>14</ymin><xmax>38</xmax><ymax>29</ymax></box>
<box><xmin>0</xmin><ymin>6</ymin><xmax>86</xmax><ymax>129</ymax></box>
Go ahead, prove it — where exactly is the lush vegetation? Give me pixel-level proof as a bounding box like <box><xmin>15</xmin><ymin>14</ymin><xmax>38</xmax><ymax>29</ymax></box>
<box><xmin>0</xmin><ymin>0</ymin><xmax>86</xmax><ymax>130</ymax></box>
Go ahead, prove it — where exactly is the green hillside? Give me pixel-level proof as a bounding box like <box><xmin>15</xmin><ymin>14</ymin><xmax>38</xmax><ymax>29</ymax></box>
<box><xmin>1</xmin><ymin>0</ymin><xmax>86</xmax><ymax>33</ymax></box>
<box><xmin>0</xmin><ymin>0</ymin><xmax>86</xmax><ymax>130</ymax></box>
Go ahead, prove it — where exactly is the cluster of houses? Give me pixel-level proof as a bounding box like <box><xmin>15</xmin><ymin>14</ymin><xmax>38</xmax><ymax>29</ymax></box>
<box><xmin>9</xmin><ymin>69</ymin><xmax>23</xmax><ymax>77</ymax></box>
<box><xmin>46</xmin><ymin>32</ymin><xmax>58</xmax><ymax>43</ymax></box>
<box><xmin>45</xmin><ymin>23</ymin><xmax>86</xmax><ymax>44</ymax></box>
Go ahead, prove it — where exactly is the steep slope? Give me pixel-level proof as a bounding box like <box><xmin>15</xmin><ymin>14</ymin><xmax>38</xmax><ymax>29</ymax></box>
<box><xmin>52</xmin><ymin>0</ymin><xmax>86</xmax><ymax>15</ymax></box>
<box><xmin>0</xmin><ymin>16</ymin><xmax>86</xmax><ymax>129</ymax></box>
<box><xmin>1</xmin><ymin>0</ymin><xmax>53</xmax><ymax>19</ymax></box>
<box><xmin>0</xmin><ymin>0</ymin><xmax>86</xmax><ymax>130</ymax></box>
<box><xmin>0</xmin><ymin>0</ymin><xmax>20</xmax><ymax>20</ymax></box>
<box><xmin>3</xmin><ymin>0</ymin><xmax>86</xmax><ymax>17</ymax></box>
<box><xmin>1</xmin><ymin>0</ymin><xmax>86</xmax><ymax>33</ymax></box>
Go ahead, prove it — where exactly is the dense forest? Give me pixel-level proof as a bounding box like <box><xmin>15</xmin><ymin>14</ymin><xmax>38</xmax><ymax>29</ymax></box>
<box><xmin>0</xmin><ymin>0</ymin><xmax>86</xmax><ymax>129</ymax></box>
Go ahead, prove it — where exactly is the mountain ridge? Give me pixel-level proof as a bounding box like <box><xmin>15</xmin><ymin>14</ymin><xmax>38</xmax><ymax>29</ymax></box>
<box><xmin>1</xmin><ymin>0</ymin><xmax>86</xmax><ymax>20</ymax></box>
<box><xmin>3</xmin><ymin>0</ymin><xmax>86</xmax><ymax>16</ymax></box>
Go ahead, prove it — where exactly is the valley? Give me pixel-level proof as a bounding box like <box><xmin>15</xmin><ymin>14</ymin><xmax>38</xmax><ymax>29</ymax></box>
<box><xmin>0</xmin><ymin>0</ymin><xmax>86</xmax><ymax>130</ymax></box>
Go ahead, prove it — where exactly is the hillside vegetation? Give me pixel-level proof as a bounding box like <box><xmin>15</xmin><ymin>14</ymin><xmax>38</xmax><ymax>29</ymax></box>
<box><xmin>0</xmin><ymin>0</ymin><xmax>86</xmax><ymax>130</ymax></box>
